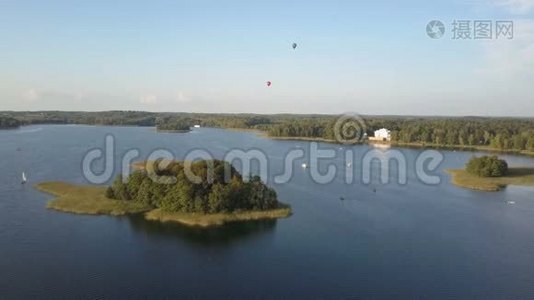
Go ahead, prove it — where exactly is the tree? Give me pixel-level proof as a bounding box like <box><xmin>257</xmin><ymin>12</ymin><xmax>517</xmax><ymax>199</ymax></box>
<box><xmin>126</xmin><ymin>171</ymin><xmax>147</xmax><ymax>197</ymax></box>
<box><xmin>136</xmin><ymin>179</ymin><xmax>154</xmax><ymax>206</ymax></box>
<box><xmin>466</xmin><ymin>155</ymin><xmax>508</xmax><ymax>177</ymax></box>
<box><xmin>105</xmin><ymin>187</ymin><xmax>115</xmax><ymax>199</ymax></box>
<box><xmin>111</xmin><ymin>175</ymin><xmax>131</xmax><ymax>200</ymax></box>
<box><xmin>467</xmin><ymin>134</ymin><xmax>475</xmax><ymax>146</ymax></box>
<box><xmin>208</xmin><ymin>183</ymin><xmax>231</xmax><ymax>213</ymax></box>
<box><xmin>247</xmin><ymin>176</ymin><xmax>278</xmax><ymax>210</ymax></box>
<box><xmin>527</xmin><ymin>135</ymin><xmax>534</xmax><ymax>151</ymax></box>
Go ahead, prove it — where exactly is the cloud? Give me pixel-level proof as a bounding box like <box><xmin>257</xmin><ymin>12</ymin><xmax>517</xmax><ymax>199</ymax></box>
<box><xmin>22</xmin><ymin>88</ymin><xmax>39</xmax><ymax>102</ymax></box>
<box><xmin>139</xmin><ymin>94</ymin><xmax>158</xmax><ymax>105</ymax></box>
<box><xmin>494</xmin><ymin>0</ymin><xmax>534</xmax><ymax>14</ymax></box>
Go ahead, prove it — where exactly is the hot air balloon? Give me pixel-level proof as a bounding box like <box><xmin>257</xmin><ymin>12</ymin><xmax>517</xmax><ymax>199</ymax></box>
<box><xmin>292</xmin><ymin>43</ymin><xmax>297</xmax><ymax>50</ymax></box>
<box><xmin>266</xmin><ymin>81</ymin><xmax>272</xmax><ymax>87</ymax></box>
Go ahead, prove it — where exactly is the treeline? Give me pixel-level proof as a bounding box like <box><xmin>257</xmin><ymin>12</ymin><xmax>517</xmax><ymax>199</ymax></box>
<box><xmin>385</xmin><ymin>118</ymin><xmax>534</xmax><ymax>151</ymax></box>
<box><xmin>0</xmin><ymin>116</ymin><xmax>21</xmax><ymax>129</ymax></box>
<box><xmin>156</xmin><ymin>117</ymin><xmax>191</xmax><ymax>131</ymax></box>
<box><xmin>267</xmin><ymin>118</ymin><xmax>336</xmax><ymax>139</ymax></box>
<box><xmin>267</xmin><ymin>117</ymin><xmax>534</xmax><ymax>152</ymax></box>
<box><xmin>5</xmin><ymin>111</ymin><xmax>157</xmax><ymax>126</ymax></box>
<box><xmin>2</xmin><ymin>111</ymin><xmax>533</xmax><ymax>151</ymax></box>
<box><xmin>106</xmin><ymin>160</ymin><xmax>280</xmax><ymax>214</ymax></box>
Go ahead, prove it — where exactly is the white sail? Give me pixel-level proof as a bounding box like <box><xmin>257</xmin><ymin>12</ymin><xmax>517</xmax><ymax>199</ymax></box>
<box><xmin>22</xmin><ymin>172</ymin><xmax>27</xmax><ymax>183</ymax></box>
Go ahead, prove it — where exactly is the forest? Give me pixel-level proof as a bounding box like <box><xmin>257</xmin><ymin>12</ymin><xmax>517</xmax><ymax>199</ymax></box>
<box><xmin>106</xmin><ymin>160</ymin><xmax>280</xmax><ymax>214</ymax></box>
<box><xmin>0</xmin><ymin>116</ymin><xmax>21</xmax><ymax>129</ymax></box>
<box><xmin>155</xmin><ymin>116</ymin><xmax>191</xmax><ymax>131</ymax></box>
<box><xmin>268</xmin><ymin>117</ymin><xmax>534</xmax><ymax>151</ymax></box>
<box><xmin>2</xmin><ymin>111</ymin><xmax>533</xmax><ymax>152</ymax></box>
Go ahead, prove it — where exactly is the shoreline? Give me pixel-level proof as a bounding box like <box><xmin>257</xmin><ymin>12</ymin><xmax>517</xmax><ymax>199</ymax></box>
<box><xmin>145</xmin><ymin>205</ymin><xmax>291</xmax><ymax>227</ymax></box>
<box><xmin>11</xmin><ymin>123</ymin><xmax>534</xmax><ymax>158</ymax></box>
<box><xmin>35</xmin><ymin>182</ymin><xmax>292</xmax><ymax>227</ymax></box>
<box><xmin>446</xmin><ymin>168</ymin><xmax>534</xmax><ymax>192</ymax></box>
<box><xmin>250</xmin><ymin>130</ymin><xmax>534</xmax><ymax>157</ymax></box>
<box><xmin>391</xmin><ymin>142</ymin><xmax>534</xmax><ymax>157</ymax></box>
<box><xmin>154</xmin><ymin>128</ymin><xmax>191</xmax><ymax>133</ymax></box>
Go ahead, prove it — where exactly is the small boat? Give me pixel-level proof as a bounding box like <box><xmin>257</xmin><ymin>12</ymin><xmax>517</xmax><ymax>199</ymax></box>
<box><xmin>302</xmin><ymin>163</ymin><xmax>308</xmax><ymax>169</ymax></box>
<box><xmin>21</xmin><ymin>172</ymin><xmax>27</xmax><ymax>184</ymax></box>
<box><xmin>507</xmin><ymin>201</ymin><xmax>515</xmax><ymax>205</ymax></box>
<box><xmin>339</xmin><ymin>196</ymin><xmax>345</xmax><ymax>200</ymax></box>
<box><xmin>347</xmin><ymin>162</ymin><xmax>352</xmax><ymax>167</ymax></box>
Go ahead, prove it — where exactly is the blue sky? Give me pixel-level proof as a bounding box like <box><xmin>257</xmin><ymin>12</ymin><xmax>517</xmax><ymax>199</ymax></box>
<box><xmin>1</xmin><ymin>0</ymin><xmax>533</xmax><ymax>116</ymax></box>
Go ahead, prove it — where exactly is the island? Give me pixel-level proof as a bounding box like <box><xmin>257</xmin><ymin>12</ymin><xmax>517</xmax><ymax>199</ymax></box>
<box><xmin>35</xmin><ymin>159</ymin><xmax>291</xmax><ymax>227</ymax></box>
<box><xmin>447</xmin><ymin>155</ymin><xmax>534</xmax><ymax>191</ymax></box>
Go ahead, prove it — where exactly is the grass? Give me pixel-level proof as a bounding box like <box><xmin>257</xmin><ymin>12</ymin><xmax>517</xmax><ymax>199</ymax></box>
<box><xmin>446</xmin><ymin>167</ymin><xmax>534</xmax><ymax>192</ymax></box>
<box><xmin>145</xmin><ymin>205</ymin><xmax>292</xmax><ymax>227</ymax></box>
<box><xmin>35</xmin><ymin>181</ymin><xmax>292</xmax><ymax>227</ymax></box>
<box><xmin>35</xmin><ymin>182</ymin><xmax>152</xmax><ymax>215</ymax></box>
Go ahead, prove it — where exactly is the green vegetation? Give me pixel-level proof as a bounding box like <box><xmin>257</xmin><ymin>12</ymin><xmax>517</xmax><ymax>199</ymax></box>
<box><xmin>36</xmin><ymin>160</ymin><xmax>291</xmax><ymax>227</ymax></box>
<box><xmin>267</xmin><ymin>117</ymin><xmax>534</xmax><ymax>153</ymax></box>
<box><xmin>145</xmin><ymin>206</ymin><xmax>291</xmax><ymax>227</ymax></box>
<box><xmin>107</xmin><ymin>160</ymin><xmax>281</xmax><ymax>214</ymax></box>
<box><xmin>3</xmin><ymin>111</ymin><xmax>533</xmax><ymax>153</ymax></box>
<box><xmin>466</xmin><ymin>155</ymin><xmax>508</xmax><ymax>177</ymax></box>
<box><xmin>155</xmin><ymin>116</ymin><xmax>191</xmax><ymax>132</ymax></box>
<box><xmin>6</xmin><ymin>111</ymin><xmax>157</xmax><ymax>126</ymax></box>
<box><xmin>446</xmin><ymin>156</ymin><xmax>534</xmax><ymax>191</ymax></box>
<box><xmin>0</xmin><ymin>116</ymin><xmax>21</xmax><ymax>129</ymax></box>
<box><xmin>35</xmin><ymin>182</ymin><xmax>152</xmax><ymax>215</ymax></box>
<box><xmin>447</xmin><ymin>168</ymin><xmax>534</xmax><ymax>191</ymax></box>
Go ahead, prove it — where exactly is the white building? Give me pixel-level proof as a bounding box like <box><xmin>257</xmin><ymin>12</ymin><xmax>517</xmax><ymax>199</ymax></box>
<box><xmin>373</xmin><ymin>128</ymin><xmax>391</xmax><ymax>141</ymax></box>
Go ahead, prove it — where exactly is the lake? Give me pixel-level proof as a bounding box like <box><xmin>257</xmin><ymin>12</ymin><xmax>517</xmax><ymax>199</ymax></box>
<box><xmin>1</xmin><ymin>125</ymin><xmax>534</xmax><ymax>298</ymax></box>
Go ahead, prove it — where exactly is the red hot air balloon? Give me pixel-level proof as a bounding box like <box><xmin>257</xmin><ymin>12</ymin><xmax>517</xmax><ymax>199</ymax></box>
<box><xmin>266</xmin><ymin>81</ymin><xmax>272</xmax><ymax>87</ymax></box>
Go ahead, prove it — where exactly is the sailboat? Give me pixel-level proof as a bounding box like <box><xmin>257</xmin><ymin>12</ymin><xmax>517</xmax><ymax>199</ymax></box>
<box><xmin>21</xmin><ymin>172</ymin><xmax>27</xmax><ymax>184</ymax></box>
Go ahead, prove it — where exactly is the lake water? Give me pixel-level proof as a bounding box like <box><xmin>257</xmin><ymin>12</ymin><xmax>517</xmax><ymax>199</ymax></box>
<box><xmin>1</xmin><ymin>125</ymin><xmax>534</xmax><ymax>298</ymax></box>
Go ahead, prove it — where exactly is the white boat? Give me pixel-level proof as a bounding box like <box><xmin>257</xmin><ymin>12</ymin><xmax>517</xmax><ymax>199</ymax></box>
<box><xmin>22</xmin><ymin>172</ymin><xmax>27</xmax><ymax>184</ymax></box>
<box><xmin>193</xmin><ymin>125</ymin><xmax>201</xmax><ymax>128</ymax></box>
<box><xmin>302</xmin><ymin>163</ymin><xmax>308</xmax><ymax>169</ymax></box>
<box><xmin>347</xmin><ymin>162</ymin><xmax>352</xmax><ymax>167</ymax></box>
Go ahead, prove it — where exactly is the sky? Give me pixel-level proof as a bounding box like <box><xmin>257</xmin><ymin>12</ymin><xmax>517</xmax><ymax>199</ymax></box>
<box><xmin>1</xmin><ymin>0</ymin><xmax>533</xmax><ymax>116</ymax></box>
